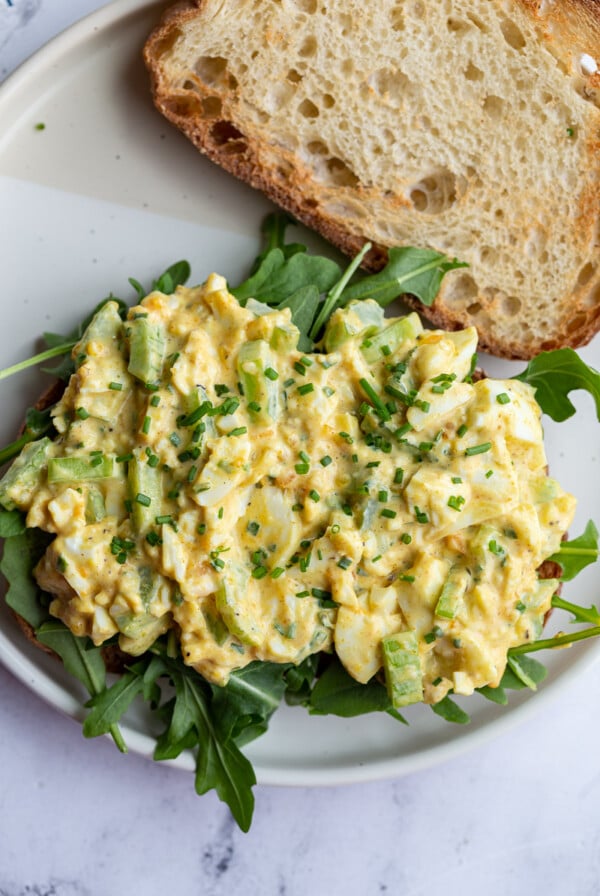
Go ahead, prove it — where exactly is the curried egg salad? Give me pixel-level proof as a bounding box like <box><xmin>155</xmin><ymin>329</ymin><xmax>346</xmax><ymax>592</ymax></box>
<box><xmin>0</xmin><ymin>275</ymin><xmax>575</xmax><ymax>707</ymax></box>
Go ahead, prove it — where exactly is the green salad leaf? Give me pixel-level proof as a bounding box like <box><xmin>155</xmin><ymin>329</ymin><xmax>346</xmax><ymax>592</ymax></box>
<box><xmin>514</xmin><ymin>348</ymin><xmax>600</xmax><ymax>422</ymax></box>
<box><xmin>548</xmin><ymin>520</ymin><xmax>599</xmax><ymax>581</ymax></box>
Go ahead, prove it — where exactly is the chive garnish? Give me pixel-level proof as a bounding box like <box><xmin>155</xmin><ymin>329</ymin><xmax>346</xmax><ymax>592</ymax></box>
<box><xmin>465</xmin><ymin>442</ymin><xmax>492</xmax><ymax>456</ymax></box>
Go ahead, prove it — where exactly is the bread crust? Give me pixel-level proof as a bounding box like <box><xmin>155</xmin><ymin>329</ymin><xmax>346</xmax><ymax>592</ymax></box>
<box><xmin>144</xmin><ymin>0</ymin><xmax>600</xmax><ymax>360</ymax></box>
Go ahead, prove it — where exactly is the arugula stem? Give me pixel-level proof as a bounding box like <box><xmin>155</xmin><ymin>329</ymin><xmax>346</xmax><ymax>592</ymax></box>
<box><xmin>0</xmin><ymin>433</ymin><xmax>38</xmax><ymax>467</ymax></box>
<box><xmin>509</xmin><ymin>626</ymin><xmax>600</xmax><ymax>655</ymax></box>
<box><xmin>0</xmin><ymin>341</ymin><xmax>76</xmax><ymax>382</ymax></box>
<box><xmin>551</xmin><ymin>594</ymin><xmax>600</xmax><ymax>625</ymax></box>
<box><xmin>109</xmin><ymin>724</ymin><xmax>128</xmax><ymax>753</ymax></box>
<box><xmin>308</xmin><ymin>242</ymin><xmax>371</xmax><ymax>341</ymax></box>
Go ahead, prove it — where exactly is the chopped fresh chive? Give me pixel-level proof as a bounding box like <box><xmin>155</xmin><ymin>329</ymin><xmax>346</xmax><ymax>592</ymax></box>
<box><xmin>109</xmin><ymin>381</ymin><xmax>123</xmax><ymax>391</ymax></box>
<box><xmin>76</xmin><ymin>407</ymin><xmax>89</xmax><ymax>420</ymax></box>
<box><xmin>247</xmin><ymin>401</ymin><xmax>262</xmax><ymax>413</ymax></box>
<box><xmin>394</xmin><ymin>468</ymin><xmax>404</xmax><ymax>485</ymax></box>
<box><xmin>308</xmin><ymin>489</ymin><xmax>320</xmax><ymax>502</ymax></box>
<box><xmin>247</xmin><ymin>521</ymin><xmax>260</xmax><ymax>536</ymax></box>
<box><xmin>414</xmin><ymin>506</ymin><xmax>429</xmax><ymax>524</ymax></box>
<box><xmin>264</xmin><ymin>367</ymin><xmax>279</xmax><ymax>381</ymax></box>
<box><xmin>457</xmin><ymin>424</ymin><xmax>468</xmax><ymax>437</ymax></box>
<box><xmin>295</xmin><ymin>463</ymin><xmax>310</xmax><ymax>475</ymax></box>
<box><xmin>197</xmin><ymin>523</ymin><xmax>207</xmax><ymax>535</ymax></box>
<box><xmin>378</xmin><ymin>490</ymin><xmax>388</xmax><ymax>502</ymax></box>
<box><xmin>294</xmin><ymin>361</ymin><xmax>307</xmax><ymax>376</ymax></box>
<box><xmin>320</xmin><ymin>455</ymin><xmax>333</xmax><ymax>467</ymax></box>
<box><xmin>401</xmin><ymin>533</ymin><xmax>412</xmax><ymax>544</ymax></box>
<box><xmin>297</xmin><ymin>383</ymin><xmax>314</xmax><ymax>396</ymax></box>
<box><xmin>399</xmin><ymin>574</ymin><xmax>415</xmax><ymax>583</ymax></box>
<box><xmin>447</xmin><ymin>495</ymin><xmax>465</xmax><ymax>511</ymax></box>
<box><xmin>465</xmin><ymin>442</ymin><xmax>492</xmax><ymax>456</ymax></box>
<box><xmin>116</xmin><ymin>452</ymin><xmax>133</xmax><ymax>463</ymax></box>
<box><xmin>141</xmin><ymin>415</ymin><xmax>151</xmax><ymax>434</ymax></box>
<box><xmin>252</xmin><ymin>566</ymin><xmax>268</xmax><ymax>579</ymax></box>
<box><xmin>271</xmin><ymin>567</ymin><xmax>285</xmax><ymax>579</ymax></box>
<box><xmin>380</xmin><ymin>508</ymin><xmax>397</xmax><ymax>519</ymax></box>
<box><xmin>227</xmin><ymin>426</ymin><xmax>248</xmax><ymax>437</ymax></box>
<box><xmin>337</xmin><ymin>556</ymin><xmax>352</xmax><ymax>570</ymax></box>
<box><xmin>359</xmin><ymin>378</ymin><xmax>391</xmax><ymax>422</ymax></box>
<box><xmin>338</xmin><ymin>432</ymin><xmax>354</xmax><ymax>444</ymax></box>
<box><xmin>496</xmin><ymin>393</ymin><xmax>511</xmax><ymax>405</ymax></box>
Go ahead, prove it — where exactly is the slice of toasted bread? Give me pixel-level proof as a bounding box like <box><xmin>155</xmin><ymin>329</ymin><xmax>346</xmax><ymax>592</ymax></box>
<box><xmin>144</xmin><ymin>0</ymin><xmax>600</xmax><ymax>359</ymax></box>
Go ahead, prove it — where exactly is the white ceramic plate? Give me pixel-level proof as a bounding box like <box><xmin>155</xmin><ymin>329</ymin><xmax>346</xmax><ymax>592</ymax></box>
<box><xmin>1</xmin><ymin>0</ymin><xmax>600</xmax><ymax>787</ymax></box>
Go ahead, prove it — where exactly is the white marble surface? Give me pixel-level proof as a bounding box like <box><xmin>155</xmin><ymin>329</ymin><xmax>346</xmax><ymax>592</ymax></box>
<box><xmin>1</xmin><ymin>2</ymin><xmax>600</xmax><ymax>893</ymax></box>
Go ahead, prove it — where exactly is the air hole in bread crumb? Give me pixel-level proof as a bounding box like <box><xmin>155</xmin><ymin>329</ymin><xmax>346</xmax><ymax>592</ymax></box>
<box><xmin>324</xmin><ymin>157</ymin><xmax>359</xmax><ymax>187</ymax></box>
<box><xmin>482</xmin><ymin>95</ymin><xmax>504</xmax><ymax>118</ymax></box>
<box><xmin>467</xmin><ymin>302</ymin><xmax>482</xmax><ymax>315</ymax></box>
<box><xmin>502</xmin><ymin>295</ymin><xmax>522</xmax><ymax>317</ymax></box>
<box><xmin>442</xmin><ymin>272</ymin><xmax>479</xmax><ymax>303</ymax></box>
<box><xmin>298</xmin><ymin>98</ymin><xmax>320</xmax><ymax>118</ymax></box>
<box><xmin>565</xmin><ymin>312</ymin><xmax>589</xmax><ymax>335</ymax></box>
<box><xmin>290</xmin><ymin>0</ymin><xmax>317</xmax><ymax>12</ymax></box>
<box><xmin>210</xmin><ymin>121</ymin><xmax>246</xmax><ymax>151</ymax></box>
<box><xmin>464</xmin><ymin>62</ymin><xmax>484</xmax><ymax>82</ymax></box>
<box><xmin>202</xmin><ymin>96</ymin><xmax>223</xmax><ymax>118</ymax></box>
<box><xmin>390</xmin><ymin>4</ymin><xmax>405</xmax><ymax>31</ymax></box>
<box><xmin>408</xmin><ymin>169</ymin><xmax>457</xmax><ymax>214</ymax></box>
<box><xmin>287</xmin><ymin>69</ymin><xmax>303</xmax><ymax>83</ymax></box>
<box><xmin>322</xmin><ymin>93</ymin><xmax>335</xmax><ymax>109</ymax></box>
<box><xmin>446</xmin><ymin>17</ymin><xmax>471</xmax><ymax>35</ymax></box>
<box><xmin>194</xmin><ymin>56</ymin><xmax>229</xmax><ymax>85</ymax></box>
<box><xmin>307</xmin><ymin>140</ymin><xmax>329</xmax><ymax>155</ymax></box>
<box><xmin>368</xmin><ymin>67</ymin><xmax>411</xmax><ymax>104</ymax></box>
<box><xmin>499</xmin><ymin>19</ymin><xmax>526</xmax><ymax>51</ymax></box>
<box><xmin>299</xmin><ymin>35</ymin><xmax>317</xmax><ymax>57</ymax></box>
<box><xmin>577</xmin><ymin>263</ymin><xmax>596</xmax><ymax>288</ymax></box>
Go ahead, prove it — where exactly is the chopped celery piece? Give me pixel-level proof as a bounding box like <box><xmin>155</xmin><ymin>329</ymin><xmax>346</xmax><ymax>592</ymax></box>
<box><xmin>382</xmin><ymin>630</ymin><xmax>423</xmax><ymax>708</ymax></box>
<box><xmin>237</xmin><ymin>339</ymin><xmax>279</xmax><ymax>423</ymax></box>
<box><xmin>85</xmin><ymin>486</ymin><xmax>106</xmax><ymax>523</ymax></box>
<box><xmin>270</xmin><ymin>324</ymin><xmax>299</xmax><ymax>353</ymax></box>
<box><xmin>215</xmin><ymin>562</ymin><xmax>261</xmax><ymax>646</ymax></box>
<box><xmin>127</xmin><ymin>317</ymin><xmax>166</xmax><ymax>384</ymax></box>
<box><xmin>77</xmin><ymin>301</ymin><xmax>123</xmax><ymax>352</ymax></box>
<box><xmin>360</xmin><ymin>313</ymin><xmax>423</xmax><ymax>363</ymax></box>
<box><xmin>435</xmin><ymin>567</ymin><xmax>469</xmax><ymax>620</ymax></box>
<box><xmin>323</xmin><ymin>300</ymin><xmax>385</xmax><ymax>352</ymax></box>
<box><xmin>127</xmin><ymin>452</ymin><xmax>163</xmax><ymax>531</ymax></box>
<box><xmin>0</xmin><ymin>437</ymin><xmax>52</xmax><ymax>510</ymax></box>
<box><xmin>48</xmin><ymin>454</ymin><xmax>114</xmax><ymax>483</ymax></box>
<box><xmin>116</xmin><ymin>611</ymin><xmax>170</xmax><ymax>656</ymax></box>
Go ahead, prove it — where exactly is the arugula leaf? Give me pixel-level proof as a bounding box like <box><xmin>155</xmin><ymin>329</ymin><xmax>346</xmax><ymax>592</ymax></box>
<box><xmin>514</xmin><ymin>348</ymin><xmax>600</xmax><ymax>422</ymax></box>
<box><xmin>0</xmin><ymin>405</ymin><xmax>55</xmax><ymax>466</ymax></box>
<box><xmin>232</xmin><ymin>248</ymin><xmax>341</xmax><ymax>308</ymax></box>
<box><xmin>82</xmin><ymin>669</ymin><xmax>145</xmax><ymax>739</ymax></box>
<box><xmin>551</xmin><ymin>593</ymin><xmax>600</xmax><ymax>626</ymax></box>
<box><xmin>152</xmin><ymin>260</ymin><xmax>191</xmax><ymax>295</ymax></box>
<box><xmin>337</xmin><ymin>247</ymin><xmax>468</xmax><ymax>309</ymax></box>
<box><xmin>284</xmin><ymin>654</ymin><xmax>319</xmax><ymax>707</ymax></box>
<box><xmin>1</xmin><ymin>529</ymin><xmax>53</xmax><ymax>628</ymax></box>
<box><xmin>509</xmin><ymin>626</ymin><xmax>600</xmax><ymax>654</ymax></box>
<box><xmin>430</xmin><ymin>695</ymin><xmax>470</xmax><ymax>724</ymax></box>
<box><xmin>548</xmin><ymin>520</ymin><xmax>599</xmax><ymax>581</ymax></box>
<box><xmin>181</xmin><ymin>670</ymin><xmax>256</xmax><ymax>832</ymax></box>
<box><xmin>276</xmin><ymin>284</ymin><xmax>320</xmax><ymax>352</ymax></box>
<box><xmin>309</xmin><ymin>657</ymin><xmax>405</xmax><ymax>720</ymax></box>
<box><xmin>0</xmin><ymin>508</ymin><xmax>26</xmax><ymax>538</ymax></box>
<box><xmin>501</xmin><ymin>653</ymin><xmax>547</xmax><ymax>687</ymax></box>
<box><xmin>36</xmin><ymin>619</ymin><xmax>127</xmax><ymax>753</ymax></box>
<box><xmin>210</xmin><ymin>661</ymin><xmax>289</xmax><ymax>747</ymax></box>
<box><xmin>476</xmin><ymin>684</ymin><xmax>508</xmax><ymax>705</ymax></box>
